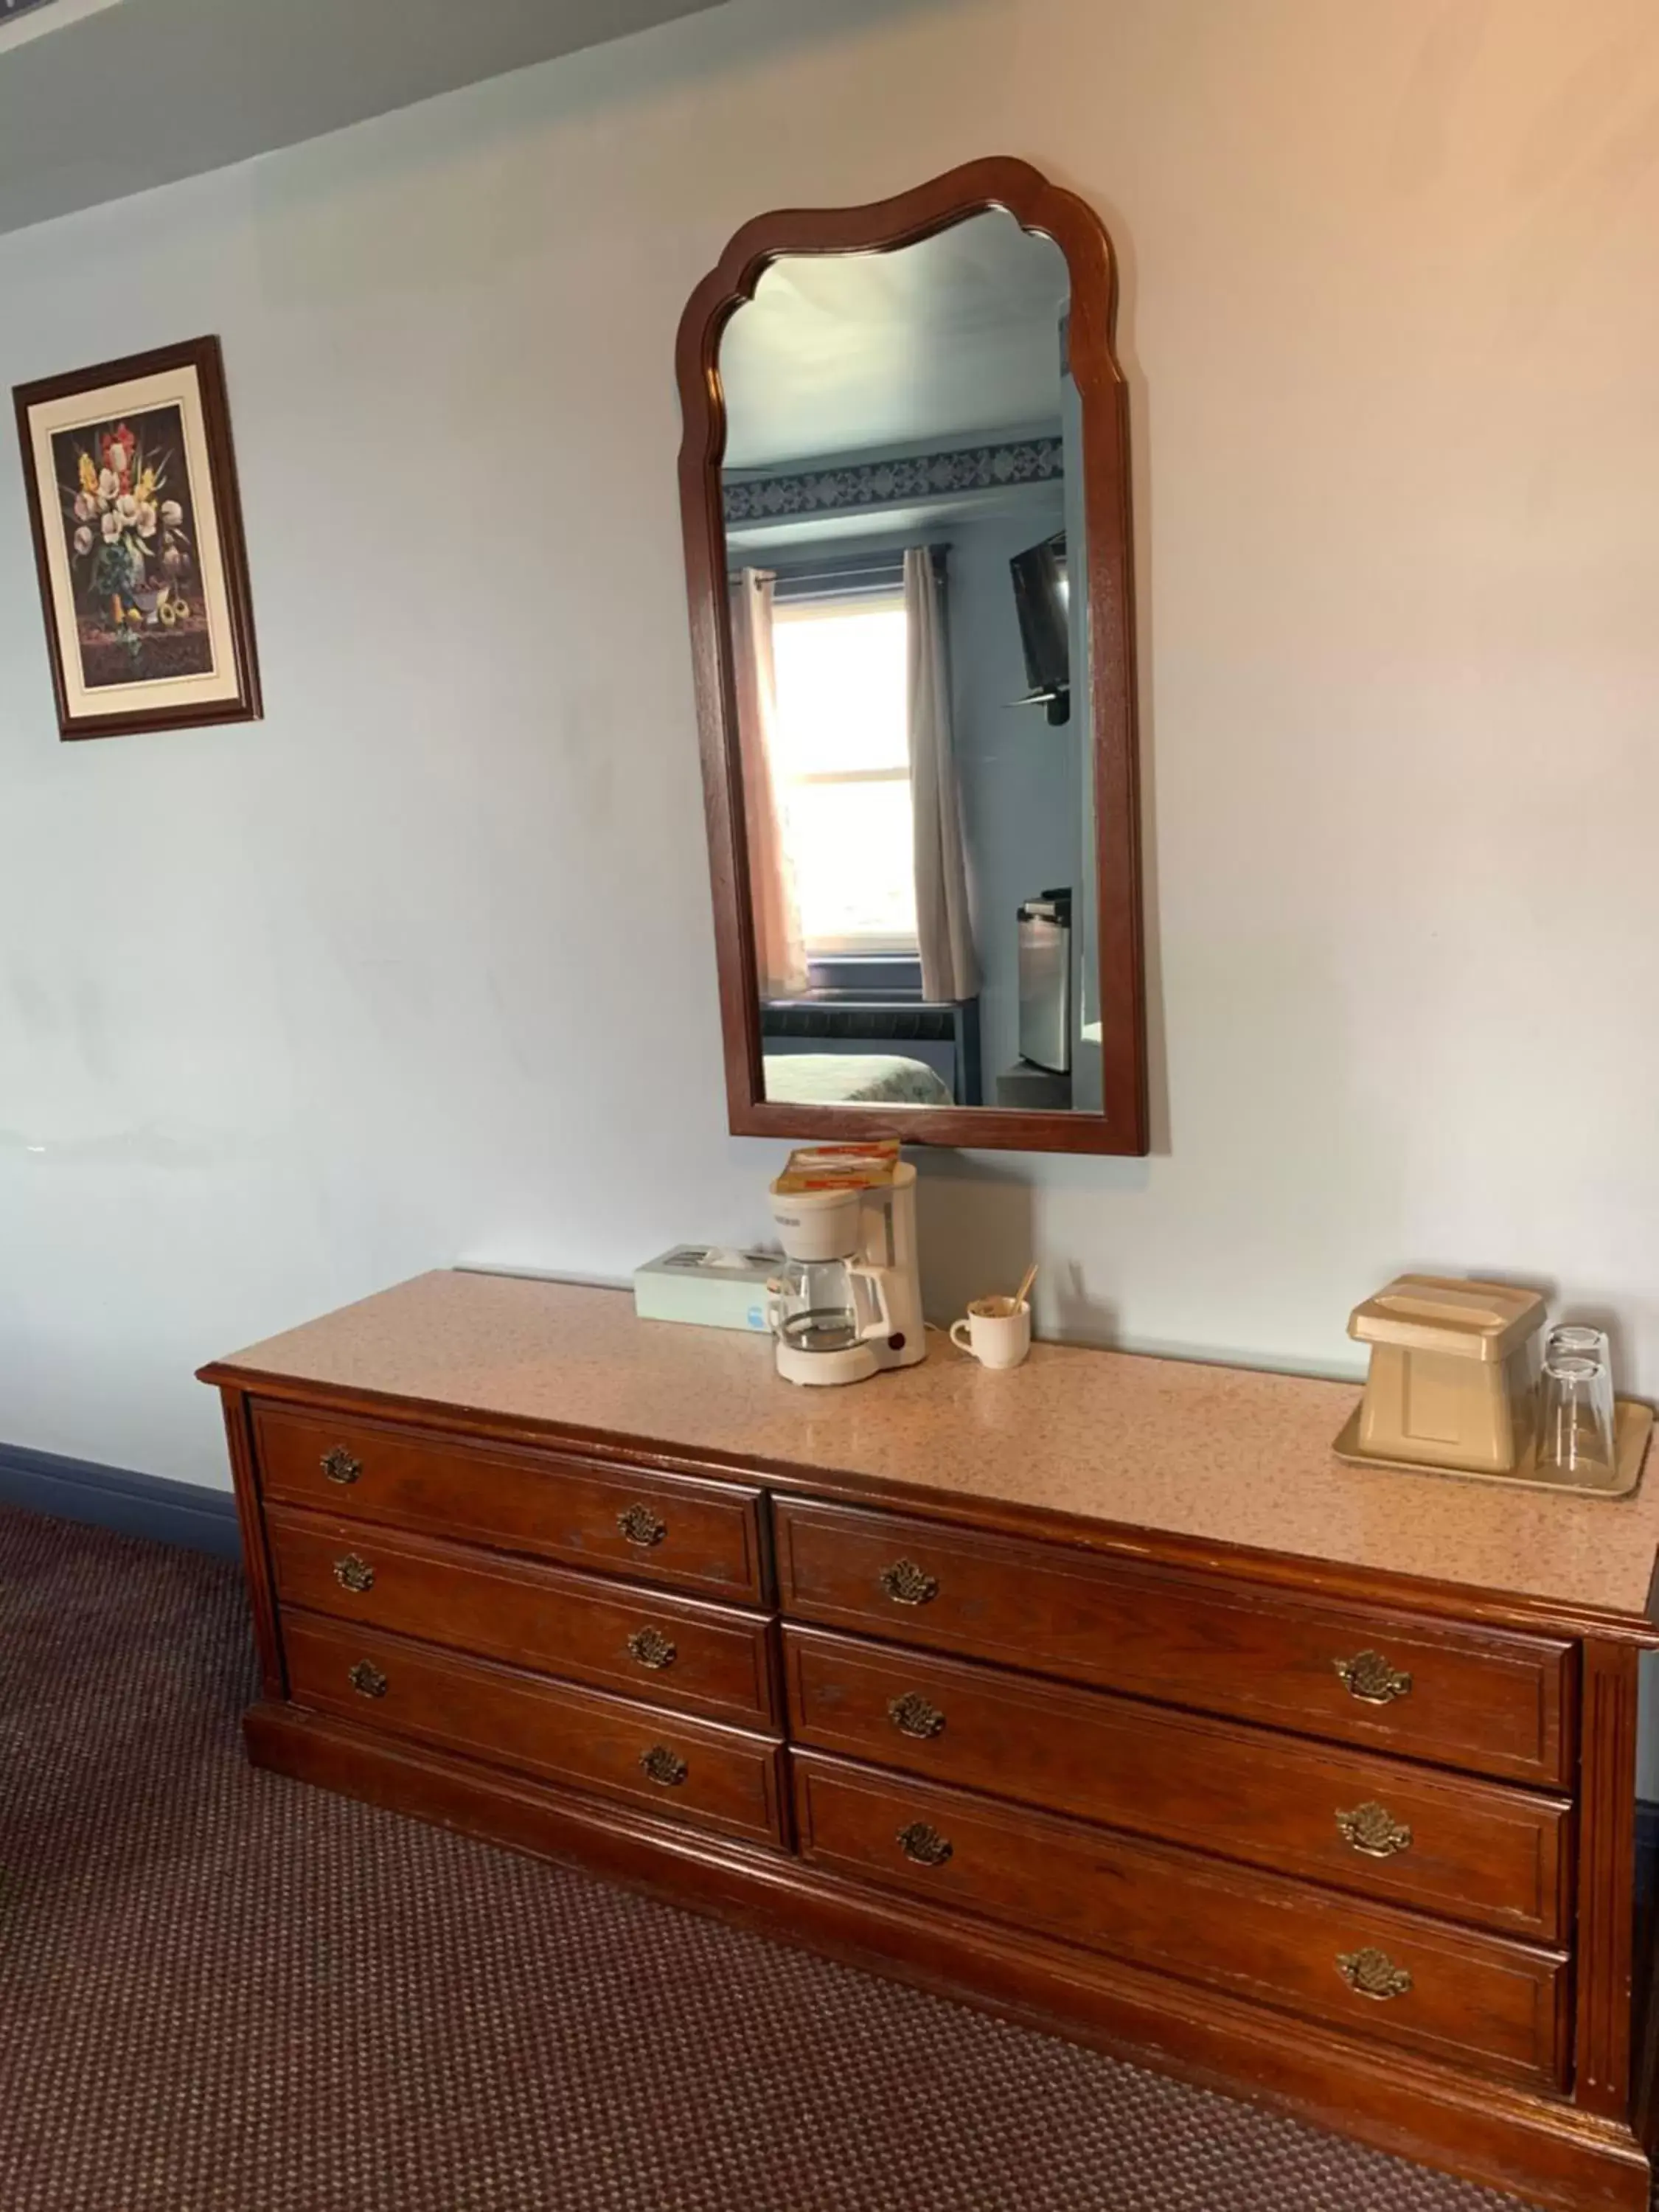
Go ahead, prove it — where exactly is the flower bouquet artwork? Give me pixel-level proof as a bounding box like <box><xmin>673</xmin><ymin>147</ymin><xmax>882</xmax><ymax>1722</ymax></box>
<box><xmin>63</xmin><ymin>410</ymin><xmax>204</xmax><ymax>677</ymax></box>
<box><xmin>13</xmin><ymin>337</ymin><xmax>261</xmax><ymax>740</ymax></box>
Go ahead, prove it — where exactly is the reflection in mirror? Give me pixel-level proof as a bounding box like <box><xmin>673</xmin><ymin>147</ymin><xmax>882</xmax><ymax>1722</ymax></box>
<box><xmin>718</xmin><ymin>209</ymin><xmax>1102</xmax><ymax>1118</ymax></box>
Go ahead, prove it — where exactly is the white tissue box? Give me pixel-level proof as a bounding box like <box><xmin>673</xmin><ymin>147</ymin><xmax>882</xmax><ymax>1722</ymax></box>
<box><xmin>633</xmin><ymin>1247</ymin><xmax>777</xmax><ymax>1333</ymax></box>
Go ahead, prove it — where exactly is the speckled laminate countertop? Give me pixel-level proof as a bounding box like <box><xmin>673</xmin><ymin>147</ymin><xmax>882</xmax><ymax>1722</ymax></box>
<box><xmin>204</xmin><ymin>1269</ymin><xmax>1659</xmax><ymax>1626</ymax></box>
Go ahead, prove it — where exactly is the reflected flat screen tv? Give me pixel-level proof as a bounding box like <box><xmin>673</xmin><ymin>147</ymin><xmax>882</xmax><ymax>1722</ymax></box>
<box><xmin>1009</xmin><ymin>531</ymin><xmax>1070</xmax><ymax>727</ymax></box>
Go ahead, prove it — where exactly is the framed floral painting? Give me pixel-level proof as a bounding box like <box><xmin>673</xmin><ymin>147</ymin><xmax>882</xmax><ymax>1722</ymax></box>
<box><xmin>13</xmin><ymin>335</ymin><xmax>261</xmax><ymax>740</ymax></box>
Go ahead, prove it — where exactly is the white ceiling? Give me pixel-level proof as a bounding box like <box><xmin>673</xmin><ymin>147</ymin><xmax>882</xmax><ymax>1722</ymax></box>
<box><xmin>0</xmin><ymin>0</ymin><xmax>122</xmax><ymax>57</ymax></box>
<box><xmin>0</xmin><ymin>0</ymin><xmax>728</xmax><ymax>237</ymax></box>
<box><xmin>721</xmin><ymin>209</ymin><xmax>1071</xmax><ymax>473</ymax></box>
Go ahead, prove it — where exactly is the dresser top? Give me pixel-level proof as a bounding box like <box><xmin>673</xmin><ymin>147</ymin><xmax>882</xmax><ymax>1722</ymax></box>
<box><xmin>206</xmin><ymin>1270</ymin><xmax>1659</xmax><ymax>1628</ymax></box>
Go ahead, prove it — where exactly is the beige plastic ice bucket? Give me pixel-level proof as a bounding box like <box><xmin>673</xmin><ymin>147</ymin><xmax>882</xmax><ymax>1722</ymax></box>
<box><xmin>1348</xmin><ymin>1275</ymin><xmax>1547</xmax><ymax>1475</ymax></box>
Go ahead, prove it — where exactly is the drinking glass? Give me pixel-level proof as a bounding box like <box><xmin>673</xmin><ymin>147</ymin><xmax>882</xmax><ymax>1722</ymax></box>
<box><xmin>1545</xmin><ymin>1323</ymin><xmax>1611</xmax><ymax>1369</ymax></box>
<box><xmin>1535</xmin><ymin>1346</ymin><xmax>1618</xmax><ymax>1484</ymax></box>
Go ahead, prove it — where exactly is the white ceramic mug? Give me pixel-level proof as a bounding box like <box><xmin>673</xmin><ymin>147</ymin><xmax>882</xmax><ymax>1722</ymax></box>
<box><xmin>950</xmin><ymin>1295</ymin><xmax>1032</xmax><ymax>1370</ymax></box>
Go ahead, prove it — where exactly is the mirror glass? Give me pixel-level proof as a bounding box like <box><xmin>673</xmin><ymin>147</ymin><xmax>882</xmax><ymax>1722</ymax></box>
<box><xmin>717</xmin><ymin>209</ymin><xmax>1103</xmax><ymax>1117</ymax></box>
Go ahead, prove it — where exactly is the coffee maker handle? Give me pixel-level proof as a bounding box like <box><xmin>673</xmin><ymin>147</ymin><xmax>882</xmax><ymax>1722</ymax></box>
<box><xmin>845</xmin><ymin>1263</ymin><xmax>894</xmax><ymax>1342</ymax></box>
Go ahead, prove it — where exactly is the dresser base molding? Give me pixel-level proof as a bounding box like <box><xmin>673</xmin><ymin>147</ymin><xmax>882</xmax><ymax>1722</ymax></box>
<box><xmin>246</xmin><ymin>1703</ymin><xmax>1655</xmax><ymax>2212</ymax></box>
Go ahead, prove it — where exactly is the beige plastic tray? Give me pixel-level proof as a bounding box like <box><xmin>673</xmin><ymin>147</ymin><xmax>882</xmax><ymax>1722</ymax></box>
<box><xmin>1332</xmin><ymin>1397</ymin><xmax>1652</xmax><ymax>1499</ymax></box>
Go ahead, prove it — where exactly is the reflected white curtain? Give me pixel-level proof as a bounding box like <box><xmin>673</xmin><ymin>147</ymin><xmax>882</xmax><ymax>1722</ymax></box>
<box><xmin>905</xmin><ymin>546</ymin><xmax>978</xmax><ymax>1002</ymax></box>
<box><xmin>729</xmin><ymin>568</ymin><xmax>808</xmax><ymax>998</ymax></box>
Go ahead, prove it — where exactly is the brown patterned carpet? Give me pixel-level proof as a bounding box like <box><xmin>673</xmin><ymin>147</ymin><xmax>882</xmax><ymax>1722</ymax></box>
<box><xmin>0</xmin><ymin>1500</ymin><xmax>1545</xmax><ymax>2212</ymax></box>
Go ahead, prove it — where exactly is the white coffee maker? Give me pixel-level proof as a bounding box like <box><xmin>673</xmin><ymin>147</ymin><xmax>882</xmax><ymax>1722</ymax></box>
<box><xmin>765</xmin><ymin>1157</ymin><xmax>926</xmax><ymax>1387</ymax></box>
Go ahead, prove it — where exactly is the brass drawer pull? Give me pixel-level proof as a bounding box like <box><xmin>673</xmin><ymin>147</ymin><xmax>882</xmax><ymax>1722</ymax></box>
<box><xmin>347</xmin><ymin>1660</ymin><xmax>387</xmax><ymax>1699</ymax></box>
<box><xmin>880</xmin><ymin>1559</ymin><xmax>939</xmax><ymax>1607</ymax></box>
<box><xmin>1335</xmin><ymin>1801</ymin><xmax>1413</xmax><ymax>1859</ymax></box>
<box><xmin>897</xmin><ymin>1820</ymin><xmax>953</xmax><ymax>1868</ymax></box>
<box><xmin>333</xmin><ymin>1554</ymin><xmax>375</xmax><ymax>1595</ymax></box>
<box><xmin>627</xmin><ymin>1627</ymin><xmax>678</xmax><ymax>1672</ymax></box>
<box><xmin>639</xmin><ymin>1745</ymin><xmax>688</xmax><ymax>1787</ymax></box>
<box><xmin>321</xmin><ymin>1447</ymin><xmax>362</xmax><ymax>1486</ymax></box>
<box><xmin>617</xmin><ymin>1503</ymin><xmax>667</xmax><ymax>1548</ymax></box>
<box><xmin>1333</xmin><ymin>1650</ymin><xmax>1412</xmax><ymax>1705</ymax></box>
<box><xmin>887</xmin><ymin>1691</ymin><xmax>946</xmax><ymax>1739</ymax></box>
<box><xmin>1337</xmin><ymin>1947</ymin><xmax>1412</xmax><ymax>2001</ymax></box>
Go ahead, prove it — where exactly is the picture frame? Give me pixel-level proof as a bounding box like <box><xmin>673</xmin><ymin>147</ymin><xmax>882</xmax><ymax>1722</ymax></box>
<box><xmin>13</xmin><ymin>335</ymin><xmax>262</xmax><ymax>742</ymax></box>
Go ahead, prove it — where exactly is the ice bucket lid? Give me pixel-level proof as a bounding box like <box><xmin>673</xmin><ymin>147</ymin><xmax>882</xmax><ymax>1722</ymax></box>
<box><xmin>1347</xmin><ymin>1274</ymin><xmax>1545</xmax><ymax>1363</ymax></box>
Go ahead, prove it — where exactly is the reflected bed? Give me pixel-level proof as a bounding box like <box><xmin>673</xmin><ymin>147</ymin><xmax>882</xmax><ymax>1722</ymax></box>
<box><xmin>761</xmin><ymin>1052</ymin><xmax>954</xmax><ymax>1107</ymax></box>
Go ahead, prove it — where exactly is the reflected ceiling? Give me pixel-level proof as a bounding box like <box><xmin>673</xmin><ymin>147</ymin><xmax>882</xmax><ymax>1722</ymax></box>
<box><xmin>721</xmin><ymin>210</ymin><xmax>1071</xmax><ymax>471</ymax></box>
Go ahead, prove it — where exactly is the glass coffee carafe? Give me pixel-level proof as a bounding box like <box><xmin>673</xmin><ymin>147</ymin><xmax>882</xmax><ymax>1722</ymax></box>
<box><xmin>766</xmin><ymin>1257</ymin><xmax>889</xmax><ymax>1360</ymax></box>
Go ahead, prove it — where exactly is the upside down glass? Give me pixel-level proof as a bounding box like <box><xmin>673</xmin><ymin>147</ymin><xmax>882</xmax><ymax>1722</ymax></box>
<box><xmin>1545</xmin><ymin>1323</ymin><xmax>1611</xmax><ymax>1370</ymax></box>
<box><xmin>1534</xmin><ymin>1346</ymin><xmax>1618</xmax><ymax>1485</ymax></box>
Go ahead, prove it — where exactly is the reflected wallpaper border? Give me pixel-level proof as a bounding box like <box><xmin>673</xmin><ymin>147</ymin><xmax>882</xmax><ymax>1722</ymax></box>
<box><xmin>724</xmin><ymin>437</ymin><xmax>1064</xmax><ymax>524</ymax></box>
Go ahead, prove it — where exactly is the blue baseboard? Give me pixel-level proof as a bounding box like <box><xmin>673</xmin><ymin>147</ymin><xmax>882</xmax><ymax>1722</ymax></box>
<box><xmin>0</xmin><ymin>1441</ymin><xmax>242</xmax><ymax>1562</ymax></box>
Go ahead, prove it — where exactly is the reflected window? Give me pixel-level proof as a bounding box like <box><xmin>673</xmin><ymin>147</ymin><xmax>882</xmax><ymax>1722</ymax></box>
<box><xmin>771</xmin><ymin>594</ymin><xmax>917</xmax><ymax>958</ymax></box>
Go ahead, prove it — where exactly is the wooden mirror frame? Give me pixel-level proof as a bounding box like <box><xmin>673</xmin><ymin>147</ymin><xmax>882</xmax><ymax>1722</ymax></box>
<box><xmin>675</xmin><ymin>156</ymin><xmax>1147</xmax><ymax>1156</ymax></box>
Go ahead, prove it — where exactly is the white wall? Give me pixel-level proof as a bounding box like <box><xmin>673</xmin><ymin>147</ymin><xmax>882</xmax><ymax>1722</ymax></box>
<box><xmin>4</xmin><ymin>0</ymin><xmax>1659</xmax><ymax>1509</ymax></box>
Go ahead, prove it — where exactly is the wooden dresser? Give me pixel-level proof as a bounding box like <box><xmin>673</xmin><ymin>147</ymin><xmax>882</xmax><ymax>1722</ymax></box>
<box><xmin>200</xmin><ymin>1271</ymin><xmax>1659</xmax><ymax>2212</ymax></box>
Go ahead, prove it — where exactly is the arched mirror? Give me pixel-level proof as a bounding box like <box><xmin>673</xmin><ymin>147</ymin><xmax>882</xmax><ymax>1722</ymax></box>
<box><xmin>676</xmin><ymin>158</ymin><xmax>1146</xmax><ymax>1155</ymax></box>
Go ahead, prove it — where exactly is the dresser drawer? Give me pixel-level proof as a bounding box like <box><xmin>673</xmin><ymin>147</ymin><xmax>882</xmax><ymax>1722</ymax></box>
<box><xmin>784</xmin><ymin>1627</ymin><xmax>1571</xmax><ymax>1939</ymax></box>
<box><xmin>254</xmin><ymin>1403</ymin><xmax>765</xmax><ymax>1601</ymax></box>
<box><xmin>794</xmin><ymin>1753</ymin><xmax>1568</xmax><ymax>2088</ymax></box>
<box><xmin>282</xmin><ymin>1612</ymin><xmax>786</xmax><ymax>1846</ymax></box>
<box><xmin>774</xmin><ymin>1501</ymin><xmax>1571</xmax><ymax>1786</ymax></box>
<box><xmin>268</xmin><ymin>1506</ymin><xmax>777</xmax><ymax>1726</ymax></box>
